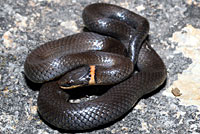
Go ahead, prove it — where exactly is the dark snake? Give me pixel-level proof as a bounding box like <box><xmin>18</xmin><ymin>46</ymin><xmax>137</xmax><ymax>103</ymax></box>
<box><xmin>24</xmin><ymin>3</ymin><xmax>167</xmax><ymax>131</ymax></box>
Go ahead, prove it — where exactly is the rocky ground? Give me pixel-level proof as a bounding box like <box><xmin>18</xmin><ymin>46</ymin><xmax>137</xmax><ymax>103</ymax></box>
<box><xmin>1</xmin><ymin>0</ymin><xmax>200</xmax><ymax>134</ymax></box>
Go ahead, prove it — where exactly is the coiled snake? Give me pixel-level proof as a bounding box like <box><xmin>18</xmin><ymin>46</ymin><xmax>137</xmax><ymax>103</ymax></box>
<box><xmin>24</xmin><ymin>3</ymin><xmax>167</xmax><ymax>131</ymax></box>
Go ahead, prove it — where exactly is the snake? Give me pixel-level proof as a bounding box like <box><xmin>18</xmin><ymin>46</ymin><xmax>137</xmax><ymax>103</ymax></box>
<box><xmin>24</xmin><ymin>3</ymin><xmax>167</xmax><ymax>131</ymax></box>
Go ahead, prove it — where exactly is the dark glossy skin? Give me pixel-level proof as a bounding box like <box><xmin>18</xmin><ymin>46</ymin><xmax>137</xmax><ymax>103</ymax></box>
<box><xmin>24</xmin><ymin>32</ymin><xmax>132</xmax><ymax>84</ymax></box>
<box><xmin>24</xmin><ymin>3</ymin><xmax>167</xmax><ymax>131</ymax></box>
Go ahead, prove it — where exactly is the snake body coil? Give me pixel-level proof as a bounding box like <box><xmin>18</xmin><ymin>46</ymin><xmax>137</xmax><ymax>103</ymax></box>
<box><xmin>24</xmin><ymin>3</ymin><xmax>167</xmax><ymax>131</ymax></box>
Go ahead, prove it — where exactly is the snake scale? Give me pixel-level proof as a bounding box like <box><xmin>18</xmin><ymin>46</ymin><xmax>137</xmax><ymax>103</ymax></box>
<box><xmin>24</xmin><ymin>3</ymin><xmax>167</xmax><ymax>131</ymax></box>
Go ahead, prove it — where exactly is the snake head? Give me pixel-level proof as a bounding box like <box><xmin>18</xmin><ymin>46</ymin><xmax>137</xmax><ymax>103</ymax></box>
<box><xmin>58</xmin><ymin>65</ymin><xmax>96</xmax><ymax>89</ymax></box>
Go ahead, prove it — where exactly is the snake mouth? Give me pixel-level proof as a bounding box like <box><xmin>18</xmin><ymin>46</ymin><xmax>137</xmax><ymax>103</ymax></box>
<box><xmin>59</xmin><ymin>83</ymin><xmax>83</xmax><ymax>89</ymax></box>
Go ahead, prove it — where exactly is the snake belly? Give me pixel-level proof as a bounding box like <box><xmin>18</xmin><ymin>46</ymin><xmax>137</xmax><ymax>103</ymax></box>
<box><xmin>24</xmin><ymin>3</ymin><xmax>167</xmax><ymax>131</ymax></box>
